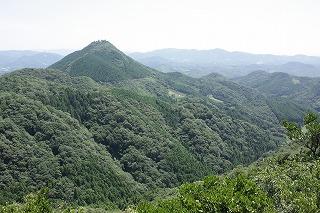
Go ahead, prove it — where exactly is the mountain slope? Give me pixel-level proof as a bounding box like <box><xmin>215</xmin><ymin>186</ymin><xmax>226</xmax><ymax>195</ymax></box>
<box><xmin>0</xmin><ymin>91</ymin><xmax>142</xmax><ymax>209</ymax></box>
<box><xmin>234</xmin><ymin>71</ymin><xmax>320</xmax><ymax>112</ymax></box>
<box><xmin>137</xmin><ymin>145</ymin><xmax>320</xmax><ymax>213</ymax></box>
<box><xmin>234</xmin><ymin>71</ymin><xmax>316</xmax><ymax>96</ymax></box>
<box><xmin>0</xmin><ymin>69</ymin><xmax>209</xmax><ymax>190</ymax></box>
<box><xmin>0</xmin><ymin>67</ymin><xmax>284</xmax><ymax>185</ymax></box>
<box><xmin>49</xmin><ymin>40</ymin><xmax>155</xmax><ymax>82</ymax></box>
<box><xmin>1</xmin><ymin>41</ymin><xmax>309</xmax><ymax>209</ymax></box>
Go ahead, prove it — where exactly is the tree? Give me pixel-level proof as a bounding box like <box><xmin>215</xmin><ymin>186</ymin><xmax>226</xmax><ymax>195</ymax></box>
<box><xmin>136</xmin><ymin>174</ymin><xmax>275</xmax><ymax>212</ymax></box>
<box><xmin>283</xmin><ymin>112</ymin><xmax>320</xmax><ymax>158</ymax></box>
<box><xmin>0</xmin><ymin>189</ymin><xmax>52</xmax><ymax>213</ymax></box>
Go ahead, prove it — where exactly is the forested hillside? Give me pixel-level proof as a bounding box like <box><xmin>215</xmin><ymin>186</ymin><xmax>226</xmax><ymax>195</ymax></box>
<box><xmin>49</xmin><ymin>40</ymin><xmax>156</xmax><ymax>82</ymax></box>
<box><xmin>0</xmin><ymin>91</ymin><xmax>142</xmax><ymax>209</ymax></box>
<box><xmin>137</xmin><ymin>146</ymin><xmax>320</xmax><ymax>212</ymax></box>
<box><xmin>234</xmin><ymin>71</ymin><xmax>320</xmax><ymax>112</ymax></box>
<box><xmin>137</xmin><ymin>112</ymin><xmax>320</xmax><ymax>212</ymax></box>
<box><xmin>0</xmin><ymin>41</ymin><xmax>311</xmax><ymax>211</ymax></box>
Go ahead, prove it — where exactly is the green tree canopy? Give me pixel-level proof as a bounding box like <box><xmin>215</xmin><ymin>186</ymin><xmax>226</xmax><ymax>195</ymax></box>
<box><xmin>284</xmin><ymin>112</ymin><xmax>320</xmax><ymax>157</ymax></box>
<box><xmin>137</xmin><ymin>174</ymin><xmax>275</xmax><ymax>213</ymax></box>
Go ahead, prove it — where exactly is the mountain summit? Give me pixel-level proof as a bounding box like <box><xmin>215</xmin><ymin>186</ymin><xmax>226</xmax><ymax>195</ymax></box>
<box><xmin>83</xmin><ymin>40</ymin><xmax>117</xmax><ymax>51</ymax></box>
<box><xmin>49</xmin><ymin>40</ymin><xmax>155</xmax><ymax>82</ymax></box>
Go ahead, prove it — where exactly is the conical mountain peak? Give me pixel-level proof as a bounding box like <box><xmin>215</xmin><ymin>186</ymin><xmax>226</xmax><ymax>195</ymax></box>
<box><xmin>49</xmin><ymin>40</ymin><xmax>155</xmax><ymax>82</ymax></box>
<box><xmin>84</xmin><ymin>40</ymin><xmax>118</xmax><ymax>52</ymax></box>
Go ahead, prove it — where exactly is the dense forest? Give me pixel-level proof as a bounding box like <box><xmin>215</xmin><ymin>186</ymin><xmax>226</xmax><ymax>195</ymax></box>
<box><xmin>234</xmin><ymin>71</ymin><xmax>320</xmax><ymax>112</ymax></box>
<box><xmin>2</xmin><ymin>113</ymin><xmax>320</xmax><ymax>212</ymax></box>
<box><xmin>137</xmin><ymin>112</ymin><xmax>320</xmax><ymax>212</ymax></box>
<box><xmin>0</xmin><ymin>41</ymin><xmax>319</xmax><ymax>212</ymax></box>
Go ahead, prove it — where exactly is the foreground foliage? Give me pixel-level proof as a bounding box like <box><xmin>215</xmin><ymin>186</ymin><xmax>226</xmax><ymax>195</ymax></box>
<box><xmin>0</xmin><ymin>189</ymin><xmax>114</xmax><ymax>213</ymax></box>
<box><xmin>137</xmin><ymin>113</ymin><xmax>320</xmax><ymax>212</ymax></box>
<box><xmin>245</xmin><ymin>152</ymin><xmax>320</xmax><ymax>212</ymax></box>
<box><xmin>137</xmin><ymin>174</ymin><xmax>275</xmax><ymax>213</ymax></box>
<box><xmin>137</xmin><ymin>149</ymin><xmax>320</xmax><ymax>213</ymax></box>
<box><xmin>284</xmin><ymin>112</ymin><xmax>320</xmax><ymax>157</ymax></box>
<box><xmin>0</xmin><ymin>189</ymin><xmax>52</xmax><ymax>213</ymax></box>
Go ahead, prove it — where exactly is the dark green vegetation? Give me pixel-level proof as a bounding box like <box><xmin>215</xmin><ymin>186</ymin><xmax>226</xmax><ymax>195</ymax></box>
<box><xmin>0</xmin><ymin>41</ymin><xmax>313</xmax><ymax>211</ymax></box>
<box><xmin>2</xmin><ymin>114</ymin><xmax>319</xmax><ymax>213</ymax></box>
<box><xmin>0</xmin><ymin>90</ymin><xmax>142</xmax><ymax>209</ymax></box>
<box><xmin>49</xmin><ymin>40</ymin><xmax>155</xmax><ymax>82</ymax></box>
<box><xmin>137</xmin><ymin>113</ymin><xmax>320</xmax><ymax>212</ymax></box>
<box><xmin>138</xmin><ymin>146</ymin><xmax>320</xmax><ymax>213</ymax></box>
<box><xmin>235</xmin><ymin>71</ymin><xmax>320</xmax><ymax>112</ymax></box>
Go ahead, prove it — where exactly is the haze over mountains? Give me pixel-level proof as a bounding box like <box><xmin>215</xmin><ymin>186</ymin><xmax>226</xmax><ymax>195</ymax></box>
<box><xmin>0</xmin><ymin>50</ymin><xmax>63</xmax><ymax>74</ymax></box>
<box><xmin>2</xmin><ymin>47</ymin><xmax>320</xmax><ymax>79</ymax></box>
<box><xmin>130</xmin><ymin>48</ymin><xmax>320</xmax><ymax>78</ymax></box>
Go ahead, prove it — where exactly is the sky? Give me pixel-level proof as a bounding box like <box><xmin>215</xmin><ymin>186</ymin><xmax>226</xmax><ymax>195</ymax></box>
<box><xmin>1</xmin><ymin>0</ymin><xmax>320</xmax><ymax>55</ymax></box>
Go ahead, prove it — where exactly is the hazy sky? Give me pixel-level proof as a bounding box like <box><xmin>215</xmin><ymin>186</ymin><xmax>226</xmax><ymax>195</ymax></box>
<box><xmin>1</xmin><ymin>0</ymin><xmax>320</xmax><ymax>55</ymax></box>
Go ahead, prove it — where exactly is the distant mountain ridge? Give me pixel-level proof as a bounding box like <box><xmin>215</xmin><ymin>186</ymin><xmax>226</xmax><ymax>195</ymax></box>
<box><xmin>130</xmin><ymin>48</ymin><xmax>320</xmax><ymax>65</ymax></box>
<box><xmin>130</xmin><ymin>48</ymin><xmax>320</xmax><ymax>78</ymax></box>
<box><xmin>0</xmin><ymin>50</ymin><xmax>63</xmax><ymax>73</ymax></box>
